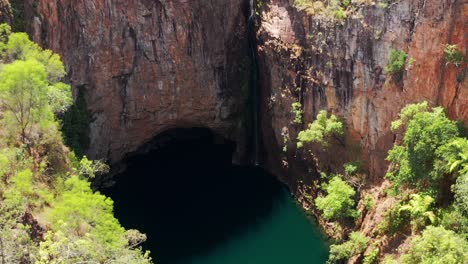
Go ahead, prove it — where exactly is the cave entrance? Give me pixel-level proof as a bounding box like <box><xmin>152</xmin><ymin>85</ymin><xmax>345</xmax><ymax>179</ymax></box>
<box><xmin>102</xmin><ymin>127</ymin><xmax>328</xmax><ymax>264</ymax></box>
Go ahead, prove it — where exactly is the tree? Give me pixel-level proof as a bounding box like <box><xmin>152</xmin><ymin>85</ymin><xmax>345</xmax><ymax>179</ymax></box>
<box><xmin>402</xmin><ymin>226</ymin><xmax>468</xmax><ymax>264</ymax></box>
<box><xmin>297</xmin><ymin>110</ymin><xmax>344</xmax><ymax>148</ymax></box>
<box><xmin>0</xmin><ymin>60</ymin><xmax>50</xmax><ymax>143</ymax></box>
<box><xmin>453</xmin><ymin>173</ymin><xmax>468</xmax><ymax>215</ymax></box>
<box><xmin>386</xmin><ymin>103</ymin><xmax>460</xmax><ymax>195</ymax></box>
<box><xmin>0</xmin><ymin>28</ymin><xmax>71</xmax><ymax>144</ymax></box>
<box><xmin>42</xmin><ymin>175</ymin><xmax>152</xmax><ymax>263</ymax></box>
<box><xmin>315</xmin><ymin>176</ymin><xmax>357</xmax><ymax>220</ymax></box>
<box><xmin>328</xmin><ymin>231</ymin><xmax>369</xmax><ymax>262</ymax></box>
<box><xmin>398</xmin><ymin>194</ymin><xmax>436</xmax><ymax>232</ymax></box>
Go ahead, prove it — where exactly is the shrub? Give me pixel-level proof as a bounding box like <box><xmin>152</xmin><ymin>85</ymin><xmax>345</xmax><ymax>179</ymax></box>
<box><xmin>440</xmin><ymin>207</ymin><xmax>468</xmax><ymax>239</ymax></box>
<box><xmin>398</xmin><ymin>194</ymin><xmax>436</xmax><ymax>232</ymax></box>
<box><xmin>386</xmin><ymin>103</ymin><xmax>460</xmax><ymax>195</ymax></box>
<box><xmin>363</xmin><ymin>195</ymin><xmax>375</xmax><ymax>210</ymax></box>
<box><xmin>329</xmin><ymin>232</ymin><xmax>369</xmax><ymax>262</ymax></box>
<box><xmin>453</xmin><ymin>172</ymin><xmax>468</xmax><ymax>215</ymax></box>
<box><xmin>385</xmin><ymin>49</ymin><xmax>408</xmax><ymax>74</ymax></box>
<box><xmin>444</xmin><ymin>44</ymin><xmax>464</xmax><ymax>67</ymax></box>
<box><xmin>378</xmin><ymin>201</ymin><xmax>410</xmax><ymax>235</ymax></box>
<box><xmin>315</xmin><ymin>176</ymin><xmax>357</xmax><ymax>220</ymax></box>
<box><xmin>401</xmin><ymin>226</ymin><xmax>468</xmax><ymax>264</ymax></box>
<box><xmin>297</xmin><ymin>110</ymin><xmax>344</xmax><ymax>148</ymax></box>
<box><xmin>363</xmin><ymin>246</ymin><xmax>380</xmax><ymax>264</ymax></box>
<box><xmin>291</xmin><ymin>102</ymin><xmax>303</xmax><ymax>124</ymax></box>
<box><xmin>334</xmin><ymin>8</ymin><xmax>346</xmax><ymax>20</ymax></box>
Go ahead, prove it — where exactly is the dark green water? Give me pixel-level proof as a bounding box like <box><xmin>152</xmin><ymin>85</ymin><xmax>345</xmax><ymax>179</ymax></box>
<box><xmin>188</xmin><ymin>190</ymin><xmax>328</xmax><ymax>264</ymax></box>
<box><xmin>103</xmin><ymin>129</ymin><xmax>328</xmax><ymax>264</ymax></box>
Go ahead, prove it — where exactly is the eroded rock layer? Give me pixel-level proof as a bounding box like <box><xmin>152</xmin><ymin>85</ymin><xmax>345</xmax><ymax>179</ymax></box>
<box><xmin>257</xmin><ymin>0</ymin><xmax>467</xmax><ymax>191</ymax></box>
<box><xmin>26</xmin><ymin>0</ymin><xmax>251</xmax><ymax>163</ymax></box>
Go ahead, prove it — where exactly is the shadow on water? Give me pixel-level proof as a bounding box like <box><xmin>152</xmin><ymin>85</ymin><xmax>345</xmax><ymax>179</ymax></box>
<box><xmin>102</xmin><ymin>128</ymin><xmax>287</xmax><ymax>263</ymax></box>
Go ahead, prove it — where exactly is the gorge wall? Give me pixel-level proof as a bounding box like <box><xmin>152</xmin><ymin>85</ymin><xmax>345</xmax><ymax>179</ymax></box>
<box><xmin>256</xmin><ymin>0</ymin><xmax>467</xmax><ymax>194</ymax></box>
<box><xmin>17</xmin><ymin>0</ymin><xmax>466</xmax><ymax>190</ymax></box>
<box><xmin>24</xmin><ymin>0</ymin><xmax>251</xmax><ymax>163</ymax></box>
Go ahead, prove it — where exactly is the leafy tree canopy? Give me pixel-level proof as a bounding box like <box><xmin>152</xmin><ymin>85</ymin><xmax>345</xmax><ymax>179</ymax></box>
<box><xmin>315</xmin><ymin>176</ymin><xmax>357</xmax><ymax>220</ymax></box>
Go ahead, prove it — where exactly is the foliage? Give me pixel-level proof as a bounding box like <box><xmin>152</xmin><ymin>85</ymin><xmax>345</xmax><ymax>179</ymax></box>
<box><xmin>385</xmin><ymin>49</ymin><xmax>407</xmax><ymax>74</ymax></box>
<box><xmin>334</xmin><ymin>8</ymin><xmax>346</xmax><ymax>20</ymax></box>
<box><xmin>344</xmin><ymin>162</ymin><xmax>359</xmax><ymax>176</ymax></box>
<box><xmin>0</xmin><ymin>60</ymin><xmax>49</xmax><ymax>142</ymax></box>
<box><xmin>390</xmin><ymin>101</ymin><xmax>428</xmax><ymax>132</ymax></box>
<box><xmin>440</xmin><ymin>207</ymin><xmax>468</xmax><ymax>239</ymax></box>
<box><xmin>386</xmin><ymin>103</ymin><xmax>460</xmax><ymax>195</ymax></box>
<box><xmin>401</xmin><ymin>226</ymin><xmax>468</xmax><ymax>264</ymax></box>
<box><xmin>398</xmin><ymin>194</ymin><xmax>436</xmax><ymax>232</ymax></box>
<box><xmin>444</xmin><ymin>44</ymin><xmax>465</xmax><ymax>67</ymax></box>
<box><xmin>378</xmin><ymin>201</ymin><xmax>410</xmax><ymax>235</ymax></box>
<box><xmin>363</xmin><ymin>246</ymin><xmax>380</xmax><ymax>264</ymax></box>
<box><xmin>382</xmin><ymin>255</ymin><xmax>398</xmax><ymax>264</ymax></box>
<box><xmin>291</xmin><ymin>102</ymin><xmax>303</xmax><ymax>124</ymax></box>
<box><xmin>61</xmin><ymin>87</ymin><xmax>93</xmax><ymax>157</ymax></box>
<box><xmin>0</xmin><ymin>26</ymin><xmax>152</xmax><ymax>263</ymax></box>
<box><xmin>363</xmin><ymin>195</ymin><xmax>375</xmax><ymax>210</ymax></box>
<box><xmin>293</xmin><ymin>0</ymin><xmax>351</xmax><ymax>18</ymax></box>
<box><xmin>74</xmin><ymin>155</ymin><xmax>110</xmax><ymax>179</ymax></box>
<box><xmin>0</xmin><ymin>23</ymin><xmax>11</xmax><ymax>55</ymax></box>
<box><xmin>297</xmin><ymin>110</ymin><xmax>344</xmax><ymax>148</ymax></box>
<box><xmin>10</xmin><ymin>0</ymin><xmax>26</xmax><ymax>32</ymax></box>
<box><xmin>41</xmin><ymin>176</ymin><xmax>152</xmax><ymax>263</ymax></box>
<box><xmin>315</xmin><ymin>176</ymin><xmax>357</xmax><ymax>220</ymax></box>
<box><xmin>328</xmin><ymin>232</ymin><xmax>369</xmax><ymax>262</ymax></box>
<box><xmin>453</xmin><ymin>172</ymin><xmax>468</xmax><ymax>215</ymax></box>
<box><xmin>0</xmin><ymin>27</ymin><xmax>71</xmax><ymax>145</ymax></box>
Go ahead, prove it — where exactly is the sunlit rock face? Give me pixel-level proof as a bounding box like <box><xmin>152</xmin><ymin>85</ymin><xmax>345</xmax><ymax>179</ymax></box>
<box><xmin>256</xmin><ymin>0</ymin><xmax>467</xmax><ymax>191</ymax></box>
<box><xmin>26</xmin><ymin>0</ymin><xmax>251</xmax><ymax>163</ymax></box>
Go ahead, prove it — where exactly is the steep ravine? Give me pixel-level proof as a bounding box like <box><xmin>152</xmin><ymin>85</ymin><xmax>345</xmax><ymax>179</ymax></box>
<box><xmin>256</xmin><ymin>0</ymin><xmax>466</xmax><ymax>261</ymax></box>
<box><xmin>12</xmin><ymin>0</ymin><xmax>467</xmax><ymax>262</ymax></box>
<box><xmin>256</xmin><ymin>0</ymin><xmax>466</xmax><ymax>195</ymax></box>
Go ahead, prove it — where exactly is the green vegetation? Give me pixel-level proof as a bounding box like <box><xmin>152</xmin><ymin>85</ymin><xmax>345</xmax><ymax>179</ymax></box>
<box><xmin>297</xmin><ymin>110</ymin><xmax>344</xmax><ymax>148</ymax></box>
<box><xmin>0</xmin><ymin>24</ymin><xmax>152</xmax><ymax>263</ymax></box>
<box><xmin>328</xmin><ymin>231</ymin><xmax>368</xmax><ymax>262</ymax></box>
<box><xmin>398</xmin><ymin>194</ymin><xmax>436</xmax><ymax>232</ymax></box>
<box><xmin>363</xmin><ymin>195</ymin><xmax>375</xmax><ymax>210</ymax></box>
<box><xmin>444</xmin><ymin>44</ymin><xmax>465</xmax><ymax>67</ymax></box>
<box><xmin>386</xmin><ymin>102</ymin><xmax>462</xmax><ymax>196</ymax></box>
<box><xmin>363</xmin><ymin>246</ymin><xmax>380</xmax><ymax>264</ymax></box>
<box><xmin>293</xmin><ymin>0</ymin><xmax>350</xmax><ymax>18</ymax></box>
<box><xmin>385</xmin><ymin>49</ymin><xmax>408</xmax><ymax>74</ymax></box>
<box><xmin>315</xmin><ymin>176</ymin><xmax>357</xmax><ymax>220</ymax></box>
<box><xmin>401</xmin><ymin>226</ymin><xmax>468</xmax><ymax>264</ymax></box>
<box><xmin>61</xmin><ymin>87</ymin><xmax>93</xmax><ymax>157</ymax></box>
<box><xmin>291</xmin><ymin>102</ymin><xmax>303</xmax><ymax>124</ymax></box>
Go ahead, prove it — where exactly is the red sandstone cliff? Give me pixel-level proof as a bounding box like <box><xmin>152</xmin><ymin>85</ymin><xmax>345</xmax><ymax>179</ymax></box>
<box><xmin>25</xmin><ymin>0</ymin><xmax>251</xmax><ymax>163</ymax></box>
<box><xmin>256</xmin><ymin>0</ymin><xmax>467</xmax><ymax>192</ymax></box>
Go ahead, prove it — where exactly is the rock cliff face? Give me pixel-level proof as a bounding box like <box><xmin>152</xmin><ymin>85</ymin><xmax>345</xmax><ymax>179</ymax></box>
<box><xmin>26</xmin><ymin>0</ymin><xmax>251</xmax><ymax>163</ymax></box>
<box><xmin>256</xmin><ymin>0</ymin><xmax>467</xmax><ymax>193</ymax></box>
<box><xmin>0</xmin><ymin>0</ymin><xmax>11</xmax><ymax>24</ymax></box>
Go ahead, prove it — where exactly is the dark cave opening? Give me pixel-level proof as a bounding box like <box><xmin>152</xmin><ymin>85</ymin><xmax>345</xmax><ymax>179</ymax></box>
<box><xmin>101</xmin><ymin>127</ymin><xmax>286</xmax><ymax>263</ymax></box>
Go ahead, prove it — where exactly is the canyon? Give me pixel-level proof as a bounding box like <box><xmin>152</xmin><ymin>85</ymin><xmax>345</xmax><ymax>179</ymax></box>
<box><xmin>19</xmin><ymin>0</ymin><xmax>466</xmax><ymax>185</ymax></box>
<box><xmin>1</xmin><ymin>0</ymin><xmax>466</xmax><ymax>261</ymax></box>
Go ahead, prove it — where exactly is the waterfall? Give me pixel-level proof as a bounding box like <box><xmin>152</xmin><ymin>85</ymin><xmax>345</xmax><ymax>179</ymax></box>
<box><xmin>248</xmin><ymin>0</ymin><xmax>260</xmax><ymax>166</ymax></box>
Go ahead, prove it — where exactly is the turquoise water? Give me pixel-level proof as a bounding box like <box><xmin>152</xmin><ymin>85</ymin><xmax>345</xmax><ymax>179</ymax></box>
<box><xmin>103</xmin><ymin>128</ymin><xmax>328</xmax><ymax>264</ymax></box>
<box><xmin>188</xmin><ymin>191</ymin><xmax>329</xmax><ymax>264</ymax></box>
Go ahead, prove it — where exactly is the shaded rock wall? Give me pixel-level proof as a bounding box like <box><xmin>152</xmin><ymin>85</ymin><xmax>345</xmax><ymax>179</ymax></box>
<box><xmin>26</xmin><ymin>0</ymin><xmax>251</xmax><ymax>163</ymax></box>
<box><xmin>257</xmin><ymin>0</ymin><xmax>467</xmax><ymax>193</ymax></box>
<box><xmin>0</xmin><ymin>0</ymin><xmax>11</xmax><ymax>24</ymax></box>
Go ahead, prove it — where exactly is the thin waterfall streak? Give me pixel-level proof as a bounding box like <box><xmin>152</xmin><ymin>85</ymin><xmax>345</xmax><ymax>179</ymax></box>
<box><xmin>248</xmin><ymin>0</ymin><xmax>260</xmax><ymax>166</ymax></box>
